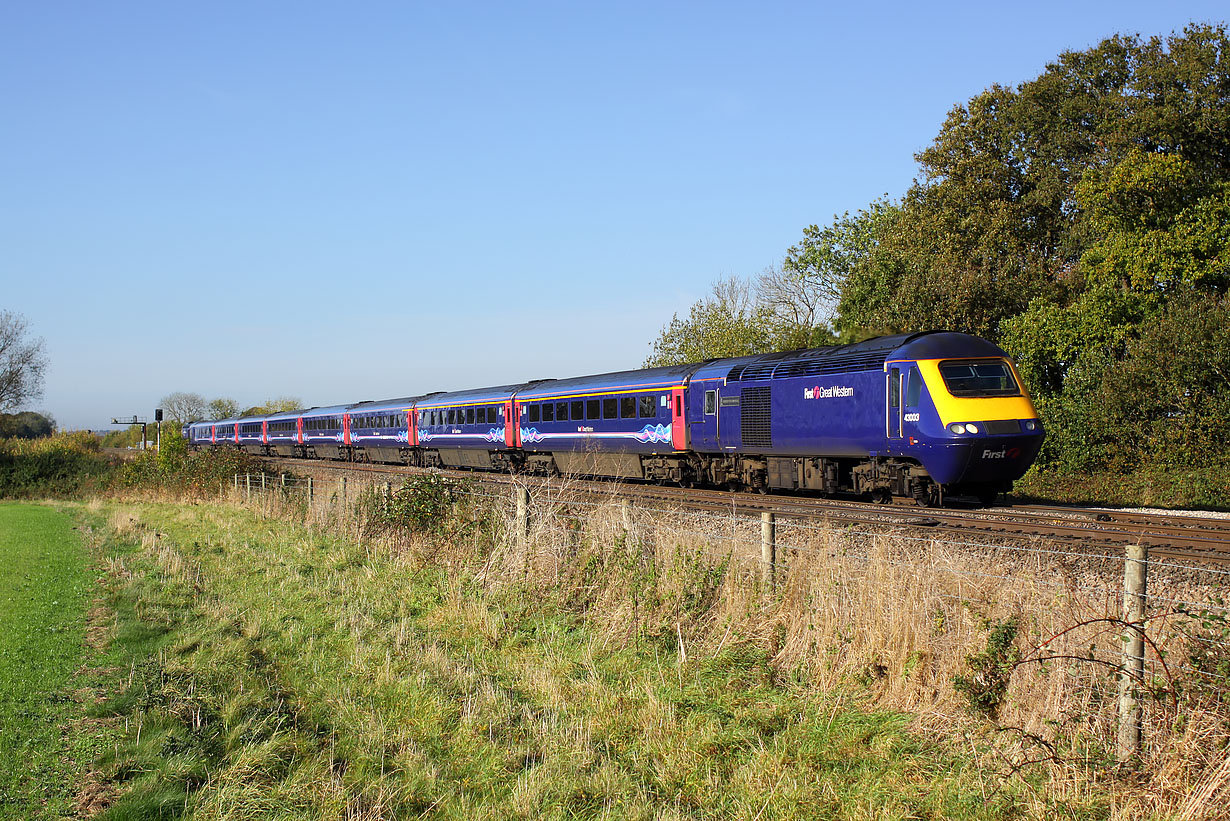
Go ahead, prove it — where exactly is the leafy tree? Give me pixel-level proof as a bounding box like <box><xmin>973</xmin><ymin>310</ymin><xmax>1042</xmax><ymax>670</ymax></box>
<box><xmin>207</xmin><ymin>397</ymin><xmax>240</xmax><ymax>420</ymax></box>
<box><xmin>772</xmin><ymin>201</ymin><xmax>898</xmax><ymax>343</ymax></box>
<box><xmin>0</xmin><ymin>310</ymin><xmax>47</xmax><ymax>411</ymax></box>
<box><xmin>0</xmin><ymin>411</ymin><xmax>55</xmax><ymax>439</ymax></box>
<box><xmin>645</xmin><ymin>277</ymin><xmax>773</xmax><ymax>367</ymax></box>
<box><xmin>250</xmin><ymin>396</ymin><xmax>302</xmax><ymax>415</ymax></box>
<box><xmin>836</xmin><ymin>24</ymin><xmax>1230</xmax><ymax>343</ymax></box>
<box><xmin>159</xmin><ymin>391</ymin><xmax>209</xmax><ymax>424</ymax></box>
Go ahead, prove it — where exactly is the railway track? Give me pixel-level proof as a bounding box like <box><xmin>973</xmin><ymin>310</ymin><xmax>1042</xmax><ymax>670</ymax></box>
<box><xmin>257</xmin><ymin>456</ymin><xmax>1230</xmax><ymax>564</ymax></box>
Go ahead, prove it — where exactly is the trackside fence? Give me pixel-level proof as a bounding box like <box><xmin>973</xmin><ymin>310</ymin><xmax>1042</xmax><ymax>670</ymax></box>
<box><xmin>228</xmin><ymin>471</ymin><xmax>1230</xmax><ymax>787</ymax></box>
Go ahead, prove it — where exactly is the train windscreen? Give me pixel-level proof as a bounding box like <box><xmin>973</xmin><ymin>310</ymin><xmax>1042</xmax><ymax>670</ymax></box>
<box><xmin>937</xmin><ymin>360</ymin><xmax>1021</xmax><ymax>397</ymax></box>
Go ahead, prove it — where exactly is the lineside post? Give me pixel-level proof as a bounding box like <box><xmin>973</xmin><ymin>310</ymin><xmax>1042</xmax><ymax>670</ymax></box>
<box><xmin>1118</xmin><ymin>543</ymin><xmax>1148</xmax><ymax>764</ymax></box>
<box><xmin>245</xmin><ymin>473</ymin><xmax>251</xmax><ymax>502</ymax></box>
<box><xmin>341</xmin><ymin>476</ymin><xmax>348</xmax><ymax>509</ymax></box>
<box><xmin>307</xmin><ymin>476</ymin><xmax>314</xmax><ymax>508</ymax></box>
<box><xmin>762</xmin><ymin>512</ymin><xmax>777</xmax><ymax>594</ymax></box>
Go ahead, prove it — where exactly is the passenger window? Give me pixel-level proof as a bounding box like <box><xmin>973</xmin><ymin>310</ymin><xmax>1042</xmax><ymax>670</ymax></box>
<box><xmin>603</xmin><ymin>398</ymin><xmax>618</xmax><ymax>419</ymax></box>
<box><xmin>447</xmin><ymin>409</ymin><xmax>456</xmax><ymax>425</ymax></box>
<box><xmin>572</xmin><ymin>401</ymin><xmax>585</xmax><ymax>421</ymax></box>
<box><xmin>705</xmin><ymin>390</ymin><xmax>716</xmax><ymax>415</ymax></box>
<box><xmin>621</xmin><ymin>397</ymin><xmax>636</xmax><ymax>418</ymax></box>
<box><xmin>542</xmin><ymin>402</ymin><xmax>554</xmax><ymax>422</ymax></box>
<box><xmin>587</xmin><ymin>399</ymin><xmax>600</xmax><ymax>420</ymax></box>
<box><xmin>556</xmin><ymin>402</ymin><xmax>569</xmax><ymax>421</ymax></box>
<box><xmin>639</xmin><ymin>396</ymin><xmax>655</xmax><ymax>418</ymax></box>
<box><xmin>462</xmin><ymin>408</ymin><xmax>471</xmax><ymax>424</ymax></box>
<box><xmin>527</xmin><ymin>404</ymin><xmax>540</xmax><ymax>423</ymax></box>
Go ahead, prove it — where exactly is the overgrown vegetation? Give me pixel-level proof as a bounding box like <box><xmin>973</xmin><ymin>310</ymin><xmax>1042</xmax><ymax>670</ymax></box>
<box><xmin>68</xmin><ymin>467</ymin><xmax>1227</xmax><ymax>818</ymax></box>
<box><xmin>0</xmin><ymin>430</ymin><xmax>114</xmax><ymax>498</ymax></box>
<box><xmin>648</xmin><ymin>23</ymin><xmax>1230</xmax><ymax>506</ymax></box>
<box><xmin>83</xmin><ymin>496</ymin><xmax>1053</xmax><ymax>820</ymax></box>
<box><xmin>111</xmin><ymin>429</ymin><xmax>260</xmax><ymax>497</ymax></box>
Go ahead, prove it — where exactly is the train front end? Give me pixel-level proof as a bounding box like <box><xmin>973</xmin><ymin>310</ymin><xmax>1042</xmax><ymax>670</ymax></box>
<box><xmin>889</xmin><ymin>334</ymin><xmax>1044</xmax><ymax>503</ymax></box>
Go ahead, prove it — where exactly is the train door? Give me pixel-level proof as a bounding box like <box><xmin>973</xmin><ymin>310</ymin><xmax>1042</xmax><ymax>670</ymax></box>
<box><xmin>887</xmin><ymin>366</ymin><xmax>903</xmax><ymax>440</ymax></box>
<box><xmin>407</xmin><ymin>409</ymin><xmax>417</xmax><ymax>447</ymax></box>
<box><xmin>504</xmin><ymin>399</ymin><xmax>518</xmax><ymax>447</ymax></box>
<box><xmin>261</xmin><ymin>420</ymin><xmax>268</xmax><ymax>445</ymax></box>
<box><xmin>670</xmin><ymin>386</ymin><xmax>687</xmax><ymax>451</ymax></box>
<box><xmin>342</xmin><ymin>414</ymin><xmax>351</xmax><ymax>446</ymax></box>
<box><xmin>688</xmin><ymin>383</ymin><xmax>719</xmax><ymax>451</ymax></box>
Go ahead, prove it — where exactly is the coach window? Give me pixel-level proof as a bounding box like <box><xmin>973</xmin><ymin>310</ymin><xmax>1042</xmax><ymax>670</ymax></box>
<box><xmin>705</xmin><ymin>390</ymin><xmax>716</xmax><ymax>415</ymax></box>
<box><xmin>573</xmin><ymin>401</ymin><xmax>585</xmax><ymax>421</ymax></box>
<box><xmin>603</xmin><ymin>398</ymin><xmax>618</xmax><ymax>419</ymax></box>
<box><xmin>526</xmin><ymin>404</ymin><xmax>539</xmax><ymax>423</ymax></box>
<box><xmin>446</xmin><ymin>409</ymin><xmax>455</xmax><ymax>425</ymax></box>
<box><xmin>542</xmin><ymin>402</ymin><xmax>554</xmax><ymax>422</ymax></box>
<box><xmin>583</xmin><ymin>399</ymin><xmax>597</xmax><ymax>420</ymax></box>
<box><xmin>466</xmin><ymin>408</ymin><xmax>475</xmax><ymax>425</ymax></box>
<box><xmin>556</xmin><ymin>402</ymin><xmax>568</xmax><ymax>421</ymax></box>
<box><xmin>639</xmin><ymin>396</ymin><xmax>655</xmax><ymax>418</ymax></box>
<box><xmin>621</xmin><ymin>397</ymin><xmax>636</xmax><ymax>418</ymax></box>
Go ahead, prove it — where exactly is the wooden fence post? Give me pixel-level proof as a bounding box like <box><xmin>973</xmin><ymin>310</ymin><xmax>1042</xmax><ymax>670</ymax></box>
<box><xmin>762</xmin><ymin>512</ymin><xmax>777</xmax><ymax>593</ymax></box>
<box><xmin>341</xmin><ymin>476</ymin><xmax>348</xmax><ymax>509</ymax></box>
<box><xmin>307</xmin><ymin>476</ymin><xmax>314</xmax><ymax>508</ymax></box>
<box><xmin>245</xmin><ymin>472</ymin><xmax>251</xmax><ymax>502</ymax></box>
<box><xmin>1118</xmin><ymin>543</ymin><xmax>1148</xmax><ymax>763</ymax></box>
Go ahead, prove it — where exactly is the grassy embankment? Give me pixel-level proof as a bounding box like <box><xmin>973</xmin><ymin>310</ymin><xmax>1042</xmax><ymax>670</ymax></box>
<box><xmin>83</xmin><ymin>496</ymin><xmax>1024</xmax><ymax>819</ymax></box>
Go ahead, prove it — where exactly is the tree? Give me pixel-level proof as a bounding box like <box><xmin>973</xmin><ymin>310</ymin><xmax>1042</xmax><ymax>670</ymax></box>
<box><xmin>0</xmin><ymin>411</ymin><xmax>54</xmax><ymax>439</ymax></box>
<box><xmin>207</xmin><ymin>397</ymin><xmax>240</xmax><ymax>419</ymax></box>
<box><xmin>159</xmin><ymin>392</ymin><xmax>209</xmax><ymax>424</ymax></box>
<box><xmin>255</xmin><ymin>396</ymin><xmax>302</xmax><ymax>414</ymax></box>
<box><xmin>0</xmin><ymin>310</ymin><xmax>47</xmax><ymax>411</ymax></box>
<box><xmin>645</xmin><ymin>277</ymin><xmax>772</xmax><ymax>367</ymax></box>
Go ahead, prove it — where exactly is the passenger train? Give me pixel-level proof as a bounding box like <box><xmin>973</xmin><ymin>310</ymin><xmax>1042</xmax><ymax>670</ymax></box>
<box><xmin>186</xmin><ymin>332</ymin><xmax>1045</xmax><ymax>505</ymax></box>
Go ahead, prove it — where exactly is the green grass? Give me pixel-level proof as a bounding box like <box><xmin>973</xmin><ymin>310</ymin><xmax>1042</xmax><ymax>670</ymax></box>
<box><xmin>81</xmin><ymin>500</ymin><xmax>1082</xmax><ymax>820</ymax></box>
<box><xmin>0</xmin><ymin>504</ymin><xmax>93</xmax><ymax>818</ymax></box>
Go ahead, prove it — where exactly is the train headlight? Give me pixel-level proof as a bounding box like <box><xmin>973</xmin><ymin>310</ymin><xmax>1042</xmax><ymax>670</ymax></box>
<box><xmin>1023</xmin><ymin>420</ymin><xmax>1037</xmax><ymax>431</ymax></box>
<box><xmin>965</xmin><ymin>423</ymin><xmax>980</xmax><ymax>434</ymax></box>
<box><xmin>947</xmin><ymin>423</ymin><xmax>967</xmax><ymax>434</ymax></box>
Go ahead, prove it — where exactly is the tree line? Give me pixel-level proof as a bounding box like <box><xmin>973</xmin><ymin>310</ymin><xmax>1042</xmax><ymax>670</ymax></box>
<box><xmin>648</xmin><ymin>23</ymin><xmax>1230</xmax><ymax>477</ymax></box>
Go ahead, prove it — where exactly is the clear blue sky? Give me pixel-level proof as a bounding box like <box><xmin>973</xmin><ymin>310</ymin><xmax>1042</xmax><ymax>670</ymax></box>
<box><xmin>2</xmin><ymin>1</ymin><xmax>1224</xmax><ymax>430</ymax></box>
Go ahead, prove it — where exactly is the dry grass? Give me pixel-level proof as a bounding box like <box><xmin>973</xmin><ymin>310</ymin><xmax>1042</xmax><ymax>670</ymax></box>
<box><xmin>94</xmin><ymin>474</ymin><xmax>1230</xmax><ymax>819</ymax></box>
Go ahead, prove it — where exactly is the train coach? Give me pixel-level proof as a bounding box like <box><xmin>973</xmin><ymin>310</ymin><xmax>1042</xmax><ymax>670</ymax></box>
<box><xmin>186</xmin><ymin>331</ymin><xmax>1044</xmax><ymax>505</ymax></box>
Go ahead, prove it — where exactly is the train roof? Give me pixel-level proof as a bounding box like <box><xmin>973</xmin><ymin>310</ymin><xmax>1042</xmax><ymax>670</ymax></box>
<box><xmin>692</xmin><ymin>332</ymin><xmax>1004</xmax><ymax>383</ymax></box>
<box><xmin>347</xmin><ymin>393</ymin><xmax>442</xmax><ymax>413</ymax></box>
<box><xmin>516</xmin><ymin>363</ymin><xmax>697</xmax><ymax>400</ymax></box>
<box><xmin>417</xmin><ymin>382</ymin><xmax>548</xmax><ymax>407</ymax></box>
<box><xmin>298</xmin><ymin>404</ymin><xmax>351</xmax><ymax>418</ymax></box>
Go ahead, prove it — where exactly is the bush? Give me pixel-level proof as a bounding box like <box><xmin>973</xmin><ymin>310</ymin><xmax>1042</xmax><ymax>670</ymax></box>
<box><xmin>112</xmin><ymin>432</ymin><xmax>261</xmax><ymax>497</ymax></box>
<box><xmin>359</xmin><ymin>473</ymin><xmax>484</xmax><ymax>537</ymax></box>
<box><xmin>0</xmin><ymin>431</ymin><xmax>114</xmax><ymax>498</ymax></box>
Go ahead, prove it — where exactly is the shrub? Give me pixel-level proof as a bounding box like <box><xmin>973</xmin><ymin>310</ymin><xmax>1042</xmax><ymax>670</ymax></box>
<box><xmin>0</xmin><ymin>431</ymin><xmax>114</xmax><ymax>498</ymax></box>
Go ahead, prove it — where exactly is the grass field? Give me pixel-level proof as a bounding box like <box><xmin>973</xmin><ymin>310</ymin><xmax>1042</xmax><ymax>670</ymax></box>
<box><xmin>80</xmin><ymin>498</ymin><xmax>1085</xmax><ymax>820</ymax></box>
<box><xmin>0</xmin><ymin>504</ymin><xmax>93</xmax><ymax>819</ymax></box>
